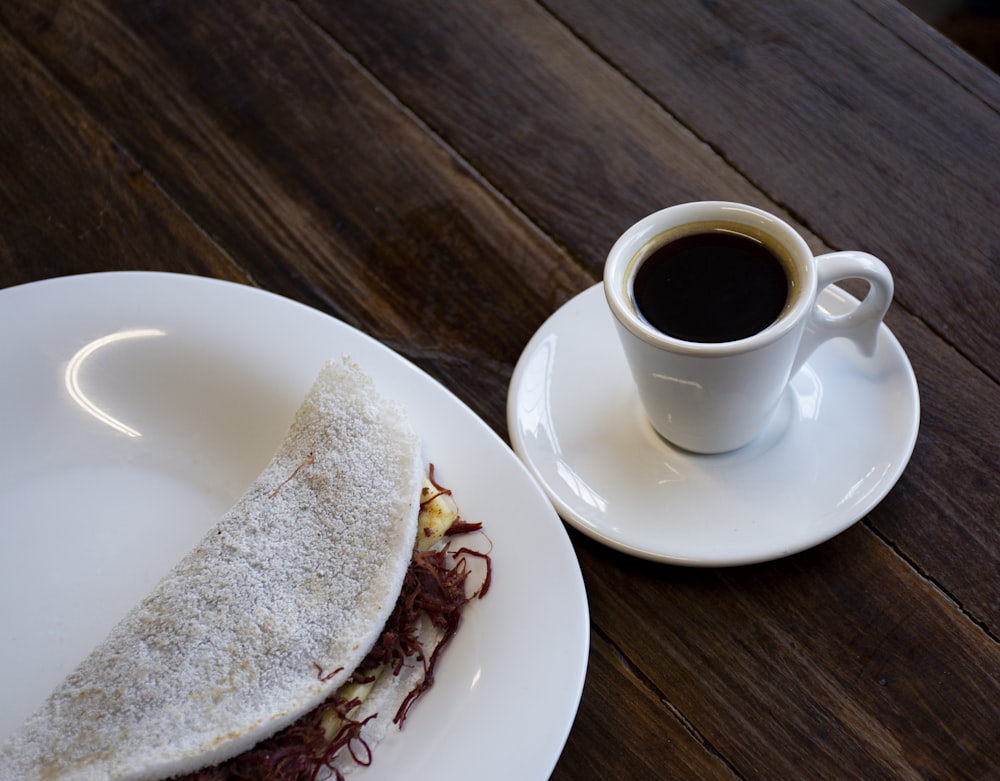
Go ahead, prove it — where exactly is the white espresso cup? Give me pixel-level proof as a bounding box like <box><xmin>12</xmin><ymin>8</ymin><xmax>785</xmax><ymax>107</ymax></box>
<box><xmin>604</xmin><ymin>201</ymin><xmax>893</xmax><ymax>454</ymax></box>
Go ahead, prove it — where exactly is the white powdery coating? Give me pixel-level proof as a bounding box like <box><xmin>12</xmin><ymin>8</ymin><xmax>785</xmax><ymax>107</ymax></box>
<box><xmin>0</xmin><ymin>359</ymin><xmax>422</xmax><ymax>781</ymax></box>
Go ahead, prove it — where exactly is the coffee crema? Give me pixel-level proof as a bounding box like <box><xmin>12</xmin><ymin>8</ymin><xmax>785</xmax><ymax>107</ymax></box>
<box><xmin>631</xmin><ymin>224</ymin><xmax>793</xmax><ymax>343</ymax></box>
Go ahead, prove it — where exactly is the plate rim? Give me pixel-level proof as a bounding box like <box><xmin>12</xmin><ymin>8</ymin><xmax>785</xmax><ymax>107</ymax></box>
<box><xmin>0</xmin><ymin>270</ymin><xmax>590</xmax><ymax>780</ymax></box>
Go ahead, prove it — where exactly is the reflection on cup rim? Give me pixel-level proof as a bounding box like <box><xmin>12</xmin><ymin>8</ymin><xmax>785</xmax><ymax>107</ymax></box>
<box><xmin>604</xmin><ymin>202</ymin><xmax>819</xmax><ymax>356</ymax></box>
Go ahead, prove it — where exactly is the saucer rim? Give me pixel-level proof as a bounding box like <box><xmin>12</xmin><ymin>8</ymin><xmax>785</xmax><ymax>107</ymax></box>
<box><xmin>506</xmin><ymin>283</ymin><xmax>920</xmax><ymax>567</ymax></box>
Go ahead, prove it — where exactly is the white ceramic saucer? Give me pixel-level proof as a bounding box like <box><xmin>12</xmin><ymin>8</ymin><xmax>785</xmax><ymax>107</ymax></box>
<box><xmin>507</xmin><ymin>284</ymin><xmax>919</xmax><ymax>566</ymax></box>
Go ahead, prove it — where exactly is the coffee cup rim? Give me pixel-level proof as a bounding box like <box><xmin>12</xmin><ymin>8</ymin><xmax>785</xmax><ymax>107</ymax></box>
<box><xmin>604</xmin><ymin>202</ymin><xmax>818</xmax><ymax>355</ymax></box>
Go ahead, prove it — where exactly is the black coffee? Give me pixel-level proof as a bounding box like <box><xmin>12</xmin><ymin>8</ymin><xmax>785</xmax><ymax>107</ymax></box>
<box><xmin>632</xmin><ymin>228</ymin><xmax>790</xmax><ymax>343</ymax></box>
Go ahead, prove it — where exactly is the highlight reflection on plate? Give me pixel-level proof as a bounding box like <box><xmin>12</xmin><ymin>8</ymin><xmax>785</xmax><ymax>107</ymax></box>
<box><xmin>0</xmin><ymin>272</ymin><xmax>589</xmax><ymax>780</ymax></box>
<box><xmin>507</xmin><ymin>284</ymin><xmax>919</xmax><ymax>566</ymax></box>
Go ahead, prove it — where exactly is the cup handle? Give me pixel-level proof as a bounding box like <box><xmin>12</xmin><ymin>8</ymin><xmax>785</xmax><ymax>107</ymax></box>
<box><xmin>791</xmin><ymin>251</ymin><xmax>894</xmax><ymax>375</ymax></box>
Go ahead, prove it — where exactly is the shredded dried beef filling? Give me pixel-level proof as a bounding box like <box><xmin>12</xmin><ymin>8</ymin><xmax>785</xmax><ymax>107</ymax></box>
<box><xmin>179</xmin><ymin>518</ymin><xmax>490</xmax><ymax>781</ymax></box>
<box><xmin>182</xmin><ymin>693</ymin><xmax>374</xmax><ymax>781</ymax></box>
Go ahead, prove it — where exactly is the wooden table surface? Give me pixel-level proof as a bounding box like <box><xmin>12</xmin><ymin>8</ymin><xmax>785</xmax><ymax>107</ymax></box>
<box><xmin>2</xmin><ymin>1</ymin><xmax>999</xmax><ymax>778</ymax></box>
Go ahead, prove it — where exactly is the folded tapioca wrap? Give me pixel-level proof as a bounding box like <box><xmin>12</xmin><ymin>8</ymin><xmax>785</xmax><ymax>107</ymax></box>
<box><xmin>0</xmin><ymin>359</ymin><xmax>428</xmax><ymax>781</ymax></box>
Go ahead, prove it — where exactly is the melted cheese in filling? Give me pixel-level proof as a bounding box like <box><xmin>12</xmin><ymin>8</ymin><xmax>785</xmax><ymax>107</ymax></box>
<box><xmin>323</xmin><ymin>474</ymin><xmax>460</xmax><ymax>738</ymax></box>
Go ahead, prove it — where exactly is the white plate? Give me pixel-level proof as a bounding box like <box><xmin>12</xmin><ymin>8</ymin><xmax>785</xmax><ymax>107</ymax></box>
<box><xmin>507</xmin><ymin>284</ymin><xmax>920</xmax><ymax>566</ymax></box>
<box><xmin>0</xmin><ymin>272</ymin><xmax>589</xmax><ymax>780</ymax></box>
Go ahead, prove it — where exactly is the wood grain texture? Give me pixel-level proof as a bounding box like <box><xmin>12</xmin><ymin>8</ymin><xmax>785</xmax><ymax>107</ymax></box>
<box><xmin>854</xmin><ymin>0</ymin><xmax>1000</xmax><ymax>112</ymax></box>
<box><xmin>0</xmin><ymin>0</ymin><xmax>592</xmax><ymax>433</ymax></box>
<box><xmin>2</xmin><ymin>1</ymin><xmax>999</xmax><ymax>779</ymax></box>
<box><xmin>296</xmin><ymin>0</ymin><xmax>807</xmax><ymax>270</ymax></box>
<box><xmin>573</xmin><ymin>526</ymin><xmax>1000</xmax><ymax>779</ymax></box>
<box><xmin>0</xmin><ymin>24</ymin><xmax>246</xmax><ymax>285</ymax></box>
<box><xmin>867</xmin><ymin>309</ymin><xmax>1000</xmax><ymax>627</ymax></box>
<box><xmin>544</xmin><ymin>0</ymin><xmax>1000</xmax><ymax>379</ymax></box>
<box><xmin>551</xmin><ymin>628</ymin><xmax>740</xmax><ymax>780</ymax></box>
<box><xmin>291</xmin><ymin>0</ymin><xmax>1000</xmax><ymax>657</ymax></box>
